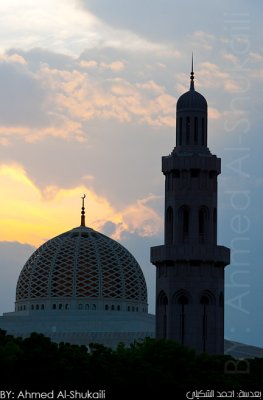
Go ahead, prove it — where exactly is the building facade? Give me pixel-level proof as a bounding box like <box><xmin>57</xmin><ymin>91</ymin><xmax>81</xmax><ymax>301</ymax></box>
<box><xmin>151</xmin><ymin>64</ymin><xmax>230</xmax><ymax>354</ymax></box>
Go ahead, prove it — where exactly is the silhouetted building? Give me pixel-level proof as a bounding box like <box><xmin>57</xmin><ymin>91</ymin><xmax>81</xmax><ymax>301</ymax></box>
<box><xmin>0</xmin><ymin>198</ymin><xmax>154</xmax><ymax>347</ymax></box>
<box><xmin>151</xmin><ymin>60</ymin><xmax>230</xmax><ymax>354</ymax></box>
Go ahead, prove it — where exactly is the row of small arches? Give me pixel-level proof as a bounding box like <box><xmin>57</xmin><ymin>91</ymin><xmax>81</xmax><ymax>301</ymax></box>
<box><xmin>17</xmin><ymin>303</ymin><xmax>97</xmax><ymax>311</ymax></box>
<box><xmin>17</xmin><ymin>303</ymin><xmax>147</xmax><ymax>313</ymax></box>
<box><xmin>157</xmin><ymin>290</ymin><xmax>224</xmax><ymax>307</ymax></box>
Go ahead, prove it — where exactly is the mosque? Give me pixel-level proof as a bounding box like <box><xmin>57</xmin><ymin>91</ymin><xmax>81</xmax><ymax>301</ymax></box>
<box><xmin>1</xmin><ymin>63</ymin><xmax>262</xmax><ymax>357</ymax></box>
<box><xmin>0</xmin><ymin>194</ymin><xmax>155</xmax><ymax>348</ymax></box>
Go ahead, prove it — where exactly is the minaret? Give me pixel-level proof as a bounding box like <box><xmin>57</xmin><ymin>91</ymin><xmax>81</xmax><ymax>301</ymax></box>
<box><xmin>151</xmin><ymin>59</ymin><xmax>230</xmax><ymax>354</ymax></box>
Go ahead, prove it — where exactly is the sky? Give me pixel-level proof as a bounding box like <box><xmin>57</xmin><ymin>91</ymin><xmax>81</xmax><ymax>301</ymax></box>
<box><xmin>0</xmin><ymin>0</ymin><xmax>263</xmax><ymax>347</ymax></box>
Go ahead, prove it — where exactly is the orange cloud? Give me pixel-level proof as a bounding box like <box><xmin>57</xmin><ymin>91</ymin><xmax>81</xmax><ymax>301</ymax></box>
<box><xmin>40</xmin><ymin>66</ymin><xmax>177</xmax><ymax>128</ymax></box>
<box><xmin>101</xmin><ymin>61</ymin><xmax>125</xmax><ymax>72</ymax></box>
<box><xmin>0</xmin><ymin>121</ymin><xmax>86</xmax><ymax>143</ymax></box>
<box><xmin>0</xmin><ymin>58</ymin><xmax>178</xmax><ymax>146</ymax></box>
<box><xmin>0</xmin><ymin>164</ymin><xmax>161</xmax><ymax>247</ymax></box>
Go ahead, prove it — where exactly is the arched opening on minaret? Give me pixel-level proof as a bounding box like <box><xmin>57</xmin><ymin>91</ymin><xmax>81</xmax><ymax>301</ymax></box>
<box><xmin>166</xmin><ymin>207</ymin><xmax>174</xmax><ymax>245</ymax></box>
<box><xmin>213</xmin><ymin>208</ymin><xmax>217</xmax><ymax>243</ymax></box>
<box><xmin>194</xmin><ymin>117</ymin><xmax>198</xmax><ymax>145</ymax></box>
<box><xmin>199</xmin><ymin>290</ymin><xmax>216</xmax><ymax>352</ymax></box>
<box><xmin>201</xmin><ymin>117</ymin><xmax>205</xmax><ymax>145</ymax></box>
<box><xmin>186</xmin><ymin>117</ymin><xmax>190</xmax><ymax>144</ymax></box>
<box><xmin>157</xmin><ymin>291</ymin><xmax>168</xmax><ymax>338</ymax></box>
<box><xmin>172</xmin><ymin>290</ymin><xmax>191</xmax><ymax>345</ymax></box>
<box><xmin>178</xmin><ymin>206</ymin><xmax>190</xmax><ymax>243</ymax></box>
<box><xmin>199</xmin><ymin>206</ymin><xmax>209</xmax><ymax>243</ymax></box>
<box><xmin>179</xmin><ymin>117</ymin><xmax>183</xmax><ymax>145</ymax></box>
<box><xmin>200</xmin><ymin>295</ymin><xmax>209</xmax><ymax>352</ymax></box>
<box><xmin>178</xmin><ymin>295</ymin><xmax>189</xmax><ymax>345</ymax></box>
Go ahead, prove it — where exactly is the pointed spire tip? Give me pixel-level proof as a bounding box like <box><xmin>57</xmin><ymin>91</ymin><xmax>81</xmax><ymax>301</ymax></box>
<box><xmin>81</xmin><ymin>194</ymin><xmax>86</xmax><ymax>227</ymax></box>
<box><xmin>190</xmin><ymin>52</ymin><xmax>195</xmax><ymax>90</ymax></box>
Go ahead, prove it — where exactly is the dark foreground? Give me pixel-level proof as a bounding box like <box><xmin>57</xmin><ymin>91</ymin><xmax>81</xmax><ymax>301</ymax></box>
<box><xmin>0</xmin><ymin>330</ymin><xmax>262</xmax><ymax>399</ymax></box>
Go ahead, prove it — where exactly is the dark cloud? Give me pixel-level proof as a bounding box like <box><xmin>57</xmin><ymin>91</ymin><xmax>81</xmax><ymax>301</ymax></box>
<box><xmin>0</xmin><ymin>59</ymin><xmax>48</xmax><ymax>127</ymax></box>
<box><xmin>7</xmin><ymin>48</ymin><xmax>75</xmax><ymax>73</ymax></box>
<box><xmin>101</xmin><ymin>221</ymin><xmax>119</xmax><ymax>236</ymax></box>
<box><xmin>78</xmin><ymin>0</ymin><xmax>207</xmax><ymax>42</ymax></box>
<box><xmin>0</xmin><ymin>242</ymin><xmax>35</xmax><ymax>315</ymax></box>
<box><xmin>78</xmin><ymin>0</ymin><xmax>252</xmax><ymax>43</ymax></box>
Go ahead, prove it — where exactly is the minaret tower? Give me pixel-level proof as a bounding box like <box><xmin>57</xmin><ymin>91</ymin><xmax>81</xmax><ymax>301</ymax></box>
<box><xmin>151</xmin><ymin>59</ymin><xmax>230</xmax><ymax>354</ymax></box>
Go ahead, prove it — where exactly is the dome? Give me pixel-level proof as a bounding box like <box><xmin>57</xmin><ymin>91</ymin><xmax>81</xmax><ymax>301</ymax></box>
<box><xmin>177</xmin><ymin>88</ymin><xmax>207</xmax><ymax>112</ymax></box>
<box><xmin>16</xmin><ymin>225</ymin><xmax>148</xmax><ymax>310</ymax></box>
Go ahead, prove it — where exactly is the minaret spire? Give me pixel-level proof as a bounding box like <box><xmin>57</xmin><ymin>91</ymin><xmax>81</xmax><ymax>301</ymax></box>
<box><xmin>81</xmin><ymin>194</ymin><xmax>86</xmax><ymax>227</ymax></box>
<box><xmin>190</xmin><ymin>52</ymin><xmax>194</xmax><ymax>90</ymax></box>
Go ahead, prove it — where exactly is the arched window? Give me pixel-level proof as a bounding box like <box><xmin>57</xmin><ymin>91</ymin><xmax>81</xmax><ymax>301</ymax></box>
<box><xmin>213</xmin><ymin>208</ymin><xmax>217</xmax><ymax>242</ymax></box>
<box><xmin>111</xmin><ymin>305</ymin><xmax>115</xmax><ymax>311</ymax></box>
<box><xmin>179</xmin><ymin>117</ymin><xmax>183</xmax><ymax>145</ymax></box>
<box><xmin>117</xmin><ymin>305</ymin><xmax>120</xmax><ymax>311</ymax></box>
<box><xmin>41</xmin><ymin>304</ymin><xmax>44</xmax><ymax>310</ymax></box>
<box><xmin>178</xmin><ymin>206</ymin><xmax>190</xmax><ymax>242</ymax></box>
<box><xmin>36</xmin><ymin>304</ymin><xmax>39</xmax><ymax>310</ymax></box>
<box><xmin>201</xmin><ymin>117</ymin><xmax>205</xmax><ymax>145</ymax></box>
<box><xmin>199</xmin><ymin>207</ymin><xmax>209</xmax><ymax>243</ymax></box>
<box><xmin>183</xmin><ymin>208</ymin><xmax>189</xmax><ymax>236</ymax></box>
<box><xmin>85</xmin><ymin>304</ymin><xmax>89</xmax><ymax>310</ymax></box>
<box><xmin>166</xmin><ymin>207</ymin><xmax>173</xmax><ymax>245</ymax></box>
<box><xmin>186</xmin><ymin>117</ymin><xmax>190</xmax><ymax>144</ymax></box>
<box><xmin>105</xmin><ymin>305</ymin><xmax>109</xmax><ymax>310</ymax></box>
<box><xmin>157</xmin><ymin>291</ymin><xmax>168</xmax><ymax>339</ymax></box>
<box><xmin>178</xmin><ymin>295</ymin><xmax>189</xmax><ymax>345</ymax></box>
<box><xmin>200</xmin><ymin>295</ymin><xmax>209</xmax><ymax>352</ymax></box>
<box><xmin>194</xmin><ymin>117</ymin><xmax>198</xmax><ymax>145</ymax></box>
<box><xmin>92</xmin><ymin>304</ymin><xmax>96</xmax><ymax>310</ymax></box>
<box><xmin>52</xmin><ymin>304</ymin><xmax>56</xmax><ymax>310</ymax></box>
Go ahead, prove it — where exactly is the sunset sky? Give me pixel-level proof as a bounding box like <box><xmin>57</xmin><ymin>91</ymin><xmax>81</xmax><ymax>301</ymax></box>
<box><xmin>0</xmin><ymin>0</ymin><xmax>262</xmax><ymax>347</ymax></box>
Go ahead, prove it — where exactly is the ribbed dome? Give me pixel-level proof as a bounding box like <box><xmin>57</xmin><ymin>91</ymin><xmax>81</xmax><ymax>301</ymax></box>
<box><xmin>16</xmin><ymin>226</ymin><xmax>147</xmax><ymax>304</ymax></box>
<box><xmin>177</xmin><ymin>88</ymin><xmax>207</xmax><ymax>112</ymax></box>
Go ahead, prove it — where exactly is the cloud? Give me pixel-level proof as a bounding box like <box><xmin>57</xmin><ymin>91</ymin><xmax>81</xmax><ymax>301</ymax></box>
<box><xmin>198</xmin><ymin>61</ymin><xmax>248</xmax><ymax>93</ymax></box>
<box><xmin>78</xmin><ymin>0</ymin><xmax>229</xmax><ymax>45</ymax></box>
<box><xmin>0</xmin><ymin>57</ymin><xmax>47</xmax><ymax>127</ymax></box>
<box><xmin>40</xmin><ymin>63</ymin><xmax>177</xmax><ymax>128</ymax></box>
<box><xmin>1</xmin><ymin>47</ymin><xmax>178</xmax><ymax>143</ymax></box>
<box><xmin>193</xmin><ymin>30</ymin><xmax>216</xmax><ymax>51</ymax></box>
<box><xmin>0</xmin><ymin>1</ymin><xmax>100</xmax><ymax>56</ymax></box>
<box><xmin>101</xmin><ymin>61</ymin><xmax>125</xmax><ymax>72</ymax></box>
<box><xmin>0</xmin><ymin>163</ymin><xmax>162</xmax><ymax>247</ymax></box>
<box><xmin>223</xmin><ymin>53</ymin><xmax>239</xmax><ymax>64</ymax></box>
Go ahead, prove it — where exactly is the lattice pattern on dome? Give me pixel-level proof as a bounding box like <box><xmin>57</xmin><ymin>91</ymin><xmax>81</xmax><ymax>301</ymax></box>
<box><xmin>16</xmin><ymin>227</ymin><xmax>148</xmax><ymax>305</ymax></box>
<box><xmin>75</xmin><ymin>236</ymin><xmax>100</xmax><ymax>298</ymax></box>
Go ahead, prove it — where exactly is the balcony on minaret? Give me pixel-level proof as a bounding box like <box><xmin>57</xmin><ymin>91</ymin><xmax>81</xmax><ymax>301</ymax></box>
<box><xmin>150</xmin><ymin>244</ymin><xmax>230</xmax><ymax>267</ymax></box>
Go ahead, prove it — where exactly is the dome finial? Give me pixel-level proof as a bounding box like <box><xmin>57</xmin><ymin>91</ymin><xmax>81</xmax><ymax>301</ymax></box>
<box><xmin>190</xmin><ymin>52</ymin><xmax>195</xmax><ymax>90</ymax></box>
<box><xmin>81</xmin><ymin>194</ymin><xmax>86</xmax><ymax>227</ymax></box>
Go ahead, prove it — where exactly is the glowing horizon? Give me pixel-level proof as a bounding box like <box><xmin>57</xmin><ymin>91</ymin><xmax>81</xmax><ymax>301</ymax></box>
<box><xmin>0</xmin><ymin>163</ymin><xmax>161</xmax><ymax>247</ymax></box>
